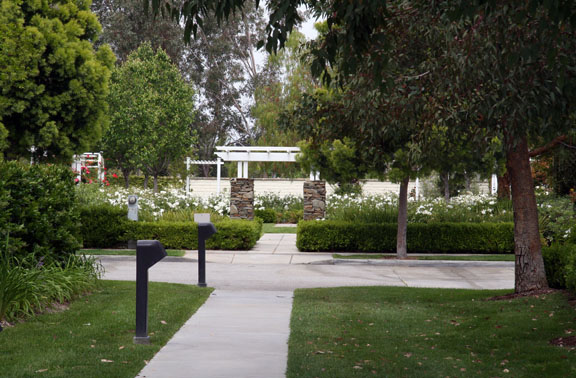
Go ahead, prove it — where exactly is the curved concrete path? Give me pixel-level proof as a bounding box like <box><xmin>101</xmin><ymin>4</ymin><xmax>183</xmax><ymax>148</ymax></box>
<box><xmin>98</xmin><ymin>233</ymin><xmax>514</xmax><ymax>378</ymax></box>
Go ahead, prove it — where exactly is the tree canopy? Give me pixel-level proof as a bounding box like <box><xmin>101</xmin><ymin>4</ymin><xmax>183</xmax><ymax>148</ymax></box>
<box><xmin>91</xmin><ymin>0</ymin><xmax>185</xmax><ymax>65</ymax></box>
<box><xmin>0</xmin><ymin>0</ymin><xmax>115</xmax><ymax>161</ymax></box>
<box><xmin>102</xmin><ymin>43</ymin><xmax>196</xmax><ymax>191</ymax></box>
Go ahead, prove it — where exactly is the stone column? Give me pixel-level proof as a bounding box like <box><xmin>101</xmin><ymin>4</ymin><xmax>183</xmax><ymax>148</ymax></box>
<box><xmin>230</xmin><ymin>178</ymin><xmax>254</xmax><ymax>220</ymax></box>
<box><xmin>303</xmin><ymin>180</ymin><xmax>326</xmax><ymax>220</ymax></box>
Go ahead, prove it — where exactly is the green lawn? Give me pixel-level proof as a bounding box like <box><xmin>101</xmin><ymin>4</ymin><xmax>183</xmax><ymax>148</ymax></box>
<box><xmin>288</xmin><ymin>287</ymin><xmax>576</xmax><ymax>377</ymax></box>
<box><xmin>333</xmin><ymin>254</ymin><xmax>515</xmax><ymax>261</ymax></box>
<box><xmin>0</xmin><ymin>280</ymin><xmax>212</xmax><ymax>378</ymax></box>
<box><xmin>80</xmin><ymin>249</ymin><xmax>186</xmax><ymax>257</ymax></box>
<box><xmin>262</xmin><ymin>223</ymin><xmax>298</xmax><ymax>234</ymax></box>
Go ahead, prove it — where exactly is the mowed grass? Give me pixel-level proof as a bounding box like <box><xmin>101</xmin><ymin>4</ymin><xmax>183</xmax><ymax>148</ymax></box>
<box><xmin>80</xmin><ymin>249</ymin><xmax>186</xmax><ymax>257</ymax></box>
<box><xmin>333</xmin><ymin>254</ymin><xmax>515</xmax><ymax>261</ymax></box>
<box><xmin>0</xmin><ymin>280</ymin><xmax>212</xmax><ymax>378</ymax></box>
<box><xmin>262</xmin><ymin>223</ymin><xmax>298</xmax><ymax>234</ymax></box>
<box><xmin>288</xmin><ymin>287</ymin><xmax>576</xmax><ymax>377</ymax></box>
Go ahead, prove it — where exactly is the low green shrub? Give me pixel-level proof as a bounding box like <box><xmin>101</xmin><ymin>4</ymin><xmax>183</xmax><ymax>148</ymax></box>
<box><xmin>277</xmin><ymin>210</ymin><xmax>303</xmax><ymax>224</ymax></box>
<box><xmin>255</xmin><ymin>209</ymin><xmax>277</xmax><ymax>223</ymax></box>
<box><xmin>126</xmin><ymin>221</ymin><xmax>196</xmax><ymax>250</ymax></box>
<box><xmin>207</xmin><ymin>218</ymin><xmax>263</xmax><ymax>250</ymax></box>
<box><xmin>0</xmin><ymin>253</ymin><xmax>101</xmax><ymax>327</ymax></box>
<box><xmin>297</xmin><ymin>221</ymin><xmax>514</xmax><ymax>253</ymax></box>
<box><xmin>0</xmin><ymin>162</ymin><xmax>80</xmax><ymax>260</ymax></box>
<box><xmin>255</xmin><ymin>193</ymin><xmax>303</xmax><ymax>213</ymax></box>
<box><xmin>542</xmin><ymin>244</ymin><xmax>576</xmax><ymax>289</ymax></box>
<box><xmin>125</xmin><ymin>219</ymin><xmax>262</xmax><ymax>250</ymax></box>
<box><xmin>562</xmin><ymin>245</ymin><xmax>576</xmax><ymax>293</ymax></box>
<box><xmin>79</xmin><ymin>204</ymin><xmax>130</xmax><ymax>248</ymax></box>
<box><xmin>255</xmin><ymin>207</ymin><xmax>303</xmax><ymax>224</ymax></box>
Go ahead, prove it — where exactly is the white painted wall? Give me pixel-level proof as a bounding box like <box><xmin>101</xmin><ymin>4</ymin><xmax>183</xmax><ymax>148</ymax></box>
<box><xmin>187</xmin><ymin>178</ymin><xmax>490</xmax><ymax>199</ymax></box>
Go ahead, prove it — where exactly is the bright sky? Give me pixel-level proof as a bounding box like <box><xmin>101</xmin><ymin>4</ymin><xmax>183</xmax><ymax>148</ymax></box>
<box><xmin>300</xmin><ymin>16</ymin><xmax>319</xmax><ymax>40</ymax></box>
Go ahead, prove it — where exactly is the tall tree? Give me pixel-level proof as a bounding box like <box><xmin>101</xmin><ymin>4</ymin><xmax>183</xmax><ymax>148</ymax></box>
<box><xmin>251</xmin><ymin>30</ymin><xmax>318</xmax><ymax>178</ymax></box>
<box><xmin>446</xmin><ymin>2</ymin><xmax>576</xmax><ymax>292</ymax></box>
<box><xmin>0</xmin><ymin>0</ymin><xmax>115</xmax><ymax>161</ymax></box>
<box><xmin>181</xmin><ymin>5</ymin><xmax>269</xmax><ymax>176</ymax></box>
<box><xmin>102</xmin><ymin>43</ymin><xmax>196</xmax><ymax>191</ymax></box>
<box><xmin>285</xmin><ymin>3</ymin><xmax>498</xmax><ymax>259</ymax></box>
<box><xmin>91</xmin><ymin>0</ymin><xmax>184</xmax><ymax>65</ymax></box>
<box><xmin>149</xmin><ymin>0</ymin><xmax>576</xmax><ymax>293</ymax></box>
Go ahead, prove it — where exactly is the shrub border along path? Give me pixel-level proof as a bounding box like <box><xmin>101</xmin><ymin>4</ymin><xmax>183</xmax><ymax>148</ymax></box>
<box><xmin>297</xmin><ymin>221</ymin><xmax>514</xmax><ymax>253</ymax></box>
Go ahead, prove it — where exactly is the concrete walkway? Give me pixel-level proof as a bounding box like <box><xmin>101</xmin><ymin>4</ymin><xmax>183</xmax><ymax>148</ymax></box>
<box><xmin>98</xmin><ymin>233</ymin><xmax>515</xmax><ymax>378</ymax></box>
<box><xmin>136</xmin><ymin>291</ymin><xmax>292</xmax><ymax>378</ymax></box>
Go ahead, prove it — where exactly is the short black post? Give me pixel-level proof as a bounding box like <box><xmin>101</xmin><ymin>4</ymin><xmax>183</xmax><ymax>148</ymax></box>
<box><xmin>134</xmin><ymin>240</ymin><xmax>167</xmax><ymax>344</ymax></box>
<box><xmin>197</xmin><ymin>222</ymin><xmax>217</xmax><ymax>287</ymax></box>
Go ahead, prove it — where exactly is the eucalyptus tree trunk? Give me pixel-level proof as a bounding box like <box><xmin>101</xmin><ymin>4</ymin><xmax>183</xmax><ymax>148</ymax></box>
<box><xmin>396</xmin><ymin>176</ymin><xmax>409</xmax><ymax>259</ymax></box>
<box><xmin>506</xmin><ymin>135</ymin><xmax>548</xmax><ymax>293</ymax></box>
<box><xmin>441</xmin><ymin>172</ymin><xmax>450</xmax><ymax>202</ymax></box>
<box><xmin>497</xmin><ymin>172</ymin><xmax>511</xmax><ymax>200</ymax></box>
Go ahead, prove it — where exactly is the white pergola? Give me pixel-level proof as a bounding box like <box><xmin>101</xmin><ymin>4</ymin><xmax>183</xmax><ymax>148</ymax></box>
<box><xmin>214</xmin><ymin>146</ymin><xmax>320</xmax><ymax>180</ymax></box>
<box><xmin>185</xmin><ymin>147</ymin><xmax>313</xmax><ymax>196</ymax></box>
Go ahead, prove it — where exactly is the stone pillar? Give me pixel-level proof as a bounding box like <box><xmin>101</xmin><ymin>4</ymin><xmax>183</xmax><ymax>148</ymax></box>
<box><xmin>230</xmin><ymin>178</ymin><xmax>254</xmax><ymax>220</ymax></box>
<box><xmin>303</xmin><ymin>180</ymin><xmax>326</xmax><ymax>220</ymax></box>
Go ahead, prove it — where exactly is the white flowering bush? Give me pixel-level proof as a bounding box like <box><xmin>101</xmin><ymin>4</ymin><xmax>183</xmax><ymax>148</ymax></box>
<box><xmin>408</xmin><ymin>194</ymin><xmax>513</xmax><ymax>223</ymax></box>
<box><xmin>326</xmin><ymin>193</ymin><xmax>398</xmax><ymax>223</ymax></box>
<box><xmin>326</xmin><ymin>193</ymin><xmax>513</xmax><ymax>224</ymax></box>
<box><xmin>76</xmin><ymin>185</ymin><xmax>229</xmax><ymax>221</ymax></box>
<box><xmin>254</xmin><ymin>192</ymin><xmax>304</xmax><ymax>223</ymax></box>
<box><xmin>254</xmin><ymin>192</ymin><xmax>303</xmax><ymax>212</ymax></box>
<box><xmin>536</xmin><ymin>192</ymin><xmax>575</xmax><ymax>244</ymax></box>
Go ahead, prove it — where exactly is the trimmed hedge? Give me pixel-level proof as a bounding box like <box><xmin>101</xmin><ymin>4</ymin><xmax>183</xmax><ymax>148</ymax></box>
<box><xmin>79</xmin><ymin>204</ymin><xmax>129</xmax><ymax>248</ymax></box>
<box><xmin>126</xmin><ymin>221</ymin><xmax>196</xmax><ymax>250</ymax></box>
<box><xmin>79</xmin><ymin>204</ymin><xmax>263</xmax><ymax>250</ymax></box>
<box><xmin>124</xmin><ymin>218</ymin><xmax>262</xmax><ymax>250</ymax></box>
<box><xmin>297</xmin><ymin>221</ymin><xmax>514</xmax><ymax>253</ymax></box>
<box><xmin>207</xmin><ymin>218</ymin><xmax>263</xmax><ymax>250</ymax></box>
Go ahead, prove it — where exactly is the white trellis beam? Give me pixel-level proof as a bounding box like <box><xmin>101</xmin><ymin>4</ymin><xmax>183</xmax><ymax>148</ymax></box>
<box><xmin>215</xmin><ymin>146</ymin><xmax>300</xmax><ymax>163</ymax></box>
<box><xmin>185</xmin><ymin>158</ymin><xmax>224</xmax><ymax>194</ymax></box>
<box><xmin>215</xmin><ymin>146</ymin><xmax>304</xmax><ymax>178</ymax></box>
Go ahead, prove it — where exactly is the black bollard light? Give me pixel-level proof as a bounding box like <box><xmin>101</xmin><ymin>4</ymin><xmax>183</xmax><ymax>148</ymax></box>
<box><xmin>134</xmin><ymin>240</ymin><xmax>167</xmax><ymax>344</ymax></box>
<box><xmin>197</xmin><ymin>222</ymin><xmax>217</xmax><ymax>287</ymax></box>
